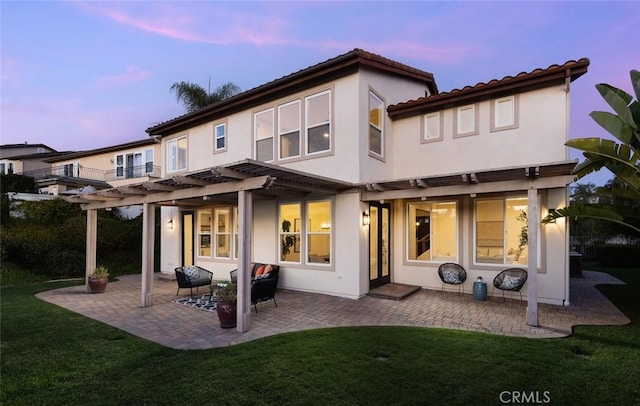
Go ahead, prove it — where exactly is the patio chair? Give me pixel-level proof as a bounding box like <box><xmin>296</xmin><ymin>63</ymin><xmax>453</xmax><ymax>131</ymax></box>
<box><xmin>174</xmin><ymin>265</ymin><xmax>214</xmax><ymax>298</ymax></box>
<box><xmin>230</xmin><ymin>263</ymin><xmax>280</xmax><ymax>312</ymax></box>
<box><xmin>493</xmin><ymin>268</ymin><xmax>528</xmax><ymax>301</ymax></box>
<box><xmin>437</xmin><ymin>263</ymin><xmax>467</xmax><ymax>294</ymax></box>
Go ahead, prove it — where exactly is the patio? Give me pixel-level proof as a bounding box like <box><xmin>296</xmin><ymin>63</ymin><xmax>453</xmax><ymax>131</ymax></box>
<box><xmin>36</xmin><ymin>270</ymin><xmax>630</xmax><ymax>350</ymax></box>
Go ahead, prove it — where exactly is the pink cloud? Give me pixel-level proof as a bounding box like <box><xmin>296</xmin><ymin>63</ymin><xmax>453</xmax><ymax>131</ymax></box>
<box><xmin>96</xmin><ymin>66</ymin><xmax>150</xmax><ymax>87</ymax></box>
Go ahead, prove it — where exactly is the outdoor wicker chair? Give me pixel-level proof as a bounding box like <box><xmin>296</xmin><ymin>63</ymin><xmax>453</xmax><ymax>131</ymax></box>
<box><xmin>493</xmin><ymin>268</ymin><xmax>528</xmax><ymax>301</ymax></box>
<box><xmin>437</xmin><ymin>262</ymin><xmax>467</xmax><ymax>294</ymax></box>
<box><xmin>174</xmin><ymin>265</ymin><xmax>214</xmax><ymax>298</ymax></box>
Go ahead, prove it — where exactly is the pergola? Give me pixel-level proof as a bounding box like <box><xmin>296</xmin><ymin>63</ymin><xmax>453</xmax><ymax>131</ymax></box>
<box><xmin>66</xmin><ymin>159</ymin><xmax>355</xmax><ymax>332</ymax></box>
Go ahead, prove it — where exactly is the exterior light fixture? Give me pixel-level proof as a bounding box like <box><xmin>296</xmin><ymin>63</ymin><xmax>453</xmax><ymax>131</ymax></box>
<box><xmin>362</xmin><ymin>211</ymin><xmax>370</xmax><ymax>226</ymax></box>
<box><xmin>167</xmin><ymin>219</ymin><xmax>174</xmax><ymax>230</ymax></box>
<box><xmin>547</xmin><ymin>209</ymin><xmax>558</xmax><ymax>223</ymax></box>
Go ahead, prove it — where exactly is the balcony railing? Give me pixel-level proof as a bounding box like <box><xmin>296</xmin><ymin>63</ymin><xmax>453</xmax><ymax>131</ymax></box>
<box><xmin>21</xmin><ymin>164</ymin><xmax>161</xmax><ymax>183</ymax></box>
<box><xmin>104</xmin><ymin>164</ymin><xmax>161</xmax><ymax>181</ymax></box>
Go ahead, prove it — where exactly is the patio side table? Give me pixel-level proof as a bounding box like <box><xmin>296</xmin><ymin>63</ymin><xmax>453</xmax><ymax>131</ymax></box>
<box><xmin>473</xmin><ymin>277</ymin><xmax>487</xmax><ymax>301</ymax></box>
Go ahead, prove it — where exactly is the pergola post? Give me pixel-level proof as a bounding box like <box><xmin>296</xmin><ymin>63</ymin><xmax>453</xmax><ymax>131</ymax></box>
<box><xmin>85</xmin><ymin>209</ymin><xmax>98</xmax><ymax>293</ymax></box>
<box><xmin>237</xmin><ymin>190</ymin><xmax>253</xmax><ymax>332</ymax></box>
<box><xmin>141</xmin><ymin>202</ymin><xmax>155</xmax><ymax>307</ymax></box>
<box><xmin>526</xmin><ymin>186</ymin><xmax>539</xmax><ymax>326</ymax></box>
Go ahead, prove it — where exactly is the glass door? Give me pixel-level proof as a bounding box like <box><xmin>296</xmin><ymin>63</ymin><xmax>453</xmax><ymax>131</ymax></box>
<box><xmin>369</xmin><ymin>203</ymin><xmax>390</xmax><ymax>289</ymax></box>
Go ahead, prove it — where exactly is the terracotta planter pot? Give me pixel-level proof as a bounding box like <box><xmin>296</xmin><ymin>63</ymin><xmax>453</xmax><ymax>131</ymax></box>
<box><xmin>88</xmin><ymin>277</ymin><xmax>108</xmax><ymax>293</ymax></box>
<box><xmin>216</xmin><ymin>300</ymin><xmax>237</xmax><ymax>328</ymax></box>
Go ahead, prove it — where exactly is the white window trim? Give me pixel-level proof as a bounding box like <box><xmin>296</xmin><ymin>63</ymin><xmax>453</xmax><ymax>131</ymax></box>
<box><xmin>278</xmin><ymin>199</ymin><xmax>334</xmax><ymax>268</ymax></box>
<box><xmin>490</xmin><ymin>95</ymin><xmax>519</xmax><ymax>132</ymax></box>
<box><xmin>405</xmin><ymin>200</ymin><xmax>459</xmax><ymax>263</ymax></box>
<box><xmin>421</xmin><ymin>111</ymin><xmax>444</xmax><ymax>143</ymax></box>
<box><xmin>305</xmin><ymin>90</ymin><xmax>332</xmax><ymax>156</ymax></box>
<box><xmin>167</xmin><ymin>135</ymin><xmax>188</xmax><ymax>173</ymax></box>
<box><xmin>213</xmin><ymin>122</ymin><xmax>227</xmax><ymax>153</ymax></box>
<box><xmin>278</xmin><ymin>99</ymin><xmax>301</xmax><ymax>160</ymax></box>
<box><xmin>254</xmin><ymin>108</ymin><xmax>275</xmax><ymax>162</ymax></box>
<box><xmin>368</xmin><ymin>90</ymin><xmax>385</xmax><ymax>160</ymax></box>
<box><xmin>453</xmin><ymin>103</ymin><xmax>479</xmax><ymax>138</ymax></box>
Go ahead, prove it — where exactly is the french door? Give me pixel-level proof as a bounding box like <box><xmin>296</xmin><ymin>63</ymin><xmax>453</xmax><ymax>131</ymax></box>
<box><xmin>369</xmin><ymin>202</ymin><xmax>391</xmax><ymax>289</ymax></box>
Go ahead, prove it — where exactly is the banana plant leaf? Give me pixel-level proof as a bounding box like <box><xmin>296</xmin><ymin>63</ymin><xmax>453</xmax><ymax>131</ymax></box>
<box><xmin>541</xmin><ymin>204</ymin><xmax>640</xmax><ymax>233</ymax></box>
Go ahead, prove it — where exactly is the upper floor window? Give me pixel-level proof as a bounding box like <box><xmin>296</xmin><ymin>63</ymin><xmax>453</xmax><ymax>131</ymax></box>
<box><xmin>423</xmin><ymin>112</ymin><xmax>443</xmax><ymax>143</ymax></box>
<box><xmin>369</xmin><ymin>91</ymin><xmax>384</xmax><ymax>158</ymax></box>
<box><xmin>491</xmin><ymin>95</ymin><xmax>519</xmax><ymax>131</ymax></box>
<box><xmin>145</xmin><ymin>149</ymin><xmax>154</xmax><ymax>173</ymax></box>
<box><xmin>214</xmin><ymin>123</ymin><xmax>226</xmax><ymax>152</ymax></box>
<box><xmin>407</xmin><ymin>201</ymin><xmax>457</xmax><ymax>262</ymax></box>
<box><xmin>306</xmin><ymin>91</ymin><xmax>331</xmax><ymax>154</ymax></box>
<box><xmin>167</xmin><ymin>136</ymin><xmax>187</xmax><ymax>172</ymax></box>
<box><xmin>279</xmin><ymin>100</ymin><xmax>301</xmax><ymax>159</ymax></box>
<box><xmin>255</xmin><ymin>109</ymin><xmax>274</xmax><ymax>162</ymax></box>
<box><xmin>454</xmin><ymin>103</ymin><xmax>478</xmax><ymax>138</ymax></box>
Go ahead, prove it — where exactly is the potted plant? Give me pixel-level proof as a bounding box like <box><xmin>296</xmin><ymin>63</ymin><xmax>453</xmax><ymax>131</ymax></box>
<box><xmin>216</xmin><ymin>282</ymin><xmax>237</xmax><ymax>328</ymax></box>
<box><xmin>88</xmin><ymin>266</ymin><xmax>109</xmax><ymax>293</ymax></box>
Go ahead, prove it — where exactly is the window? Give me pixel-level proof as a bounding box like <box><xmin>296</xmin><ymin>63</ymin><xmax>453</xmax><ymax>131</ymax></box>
<box><xmin>306</xmin><ymin>91</ymin><xmax>331</xmax><ymax>154</ymax></box>
<box><xmin>280</xmin><ymin>203</ymin><xmax>301</xmax><ymax>263</ymax></box>
<box><xmin>145</xmin><ymin>149</ymin><xmax>154</xmax><ymax>174</ymax></box>
<box><xmin>475</xmin><ymin>197</ymin><xmax>530</xmax><ymax>265</ymax></box>
<box><xmin>215</xmin><ymin>208</ymin><xmax>231</xmax><ymax>258</ymax></box>
<box><xmin>198</xmin><ymin>207</ymin><xmax>238</xmax><ymax>259</ymax></box>
<box><xmin>423</xmin><ymin>112</ymin><xmax>443</xmax><ymax>142</ymax></box>
<box><xmin>115</xmin><ymin>155</ymin><xmax>124</xmax><ymax>177</ymax></box>
<box><xmin>279</xmin><ymin>101</ymin><xmax>300</xmax><ymax>159</ymax></box>
<box><xmin>0</xmin><ymin>163</ymin><xmax>4</xmax><ymax>175</ymax></box>
<box><xmin>167</xmin><ymin>136</ymin><xmax>187</xmax><ymax>172</ymax></box>
<box><xmin>307</xmin><ymin>201</ymin><xmax>331</xmax><ymax>264</ymax></box>
<box><xmin>407</xmin><ymin>201</ymin><xmax>457</xmax><ymax>262</ymax></box>
<box><xmin>454</xmin><ymin>103</ymin><xmax>478</xmax><ymax>137</ymax></box>
<box><xmin>279</xmin><ymin>200</ymin><xmax>332</xmax><ymax>265</ymax></box>
<box><xmin>255</xmin><ymin>109</ymin><xmax>274</xmax><ymax>162</ymax></box>
<box><xmin>214</xmin><ymin>123</ymin><xmax>226</xmax><ymax>151</ymax></box>
<box><xmin>198</xmin><ymin>209</ymin><xmax>212</xmax><ymax>257</ymax></box>
<box><xmin>369</xmin><ymin>91</ymin><xmax>384</xmax><ymax>157</ymax></box>
<box><xmin>491</xmin><ymin>95</ymin><xmax>519</xmax><ymax>131</ymax></box>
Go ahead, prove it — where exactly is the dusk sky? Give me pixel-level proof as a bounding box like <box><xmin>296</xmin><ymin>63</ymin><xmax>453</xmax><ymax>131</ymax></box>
<box><xmin>1</xmin><ymin>1</ymin><xmax>638</xmax><ymax>186</ymax></box>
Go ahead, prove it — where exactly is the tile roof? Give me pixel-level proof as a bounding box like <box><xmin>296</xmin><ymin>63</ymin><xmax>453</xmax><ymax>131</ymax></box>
<box><xmin>388</xmin><ymin>58</ymin><xmax>590</xmax><ymax>119</ymax></box>
<box><xmin>146</xmin><ymin>48</ymin><xmax>437</xmax><ymax>137</ymax></box>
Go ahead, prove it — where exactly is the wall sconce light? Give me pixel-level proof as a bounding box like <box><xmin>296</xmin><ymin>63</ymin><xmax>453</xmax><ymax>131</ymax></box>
<box><xmin>167</xmin><ymin>219</ymin><xmax>174</xmax><ymax>230</ymax></box>
<box><xmin>362</xmin><ymin>211</ymin><xmax>370</xmax><ymax>226</ymax></box>
<box><xmin>547</xmin><ymin>209</ymin><xmax>558</xmax><ymax>223</ymax></box>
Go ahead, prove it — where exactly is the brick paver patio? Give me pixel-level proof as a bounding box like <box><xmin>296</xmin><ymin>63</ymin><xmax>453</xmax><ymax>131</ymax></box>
<box><xmin>36</xmin><ymin>270</ymin><xmax>630</xmax><ymax>350</ymax></box>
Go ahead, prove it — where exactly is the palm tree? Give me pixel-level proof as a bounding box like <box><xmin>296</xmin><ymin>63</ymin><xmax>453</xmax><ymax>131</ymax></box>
<box><xmin>543</xmin><ymin>70</ymin><xmax>640</xmax><ymax>232</ymax></box>
<box><xmin>170</xmin><ymin>80</ymin><xmax>241</xmax><ymax>113</ymax></box>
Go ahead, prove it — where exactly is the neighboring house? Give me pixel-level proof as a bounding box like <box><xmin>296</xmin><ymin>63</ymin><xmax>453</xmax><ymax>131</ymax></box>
<box><xmin>0</xmin><ymin>143</ymin><xmax>61</xmax><ymax>177</ymax></box>
<box><xmin>40</xmin><ymin>138</ymin><xmax>161</xmax><ymax>196</ymax></box>
<box><xmin>68</xmin><ymin>49</ymin><xmax>589</xmax><ymax>332</ymax></box>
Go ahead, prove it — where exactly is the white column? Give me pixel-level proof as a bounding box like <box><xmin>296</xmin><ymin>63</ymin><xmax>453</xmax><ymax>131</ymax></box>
<box><xmin>526</xmin><ymin>186</ymin><xmax>539</xmax><ymax>326</ymax></box>
<box><xmin>141</xmin><ymin>202</ymin><xmax>155</xmax><ymax>307</ymax></box>
<box><xmin>237</xmin><ymin>190</ymin><xmax>253</xmax><ymax>332</ymax></box>
<box><xmin>85</xmin><ymin>209</ymin><xmax>98</xmax><ymax>293</ymax></box>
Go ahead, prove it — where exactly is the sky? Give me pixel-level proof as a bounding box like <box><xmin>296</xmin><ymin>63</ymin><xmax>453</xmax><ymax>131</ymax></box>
<box><xmin>1</xmin><ymin>1</ymin><xmax>639</xmax><ymax>186</ymax></box>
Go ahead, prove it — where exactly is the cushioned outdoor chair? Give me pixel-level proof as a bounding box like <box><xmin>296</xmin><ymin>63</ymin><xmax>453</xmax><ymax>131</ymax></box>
<box><xmin>437</xmin><ymin>262</ymin><xmax>467</xmax><ymax>294</ymax></box>
<box><xmin>493</xmin><ymin>268</ymin><xmax>528</xmax><ymax>301</ymax></box>
<box><xmin>230</xmin><ymin>263</ymin><xmax>280</xmax><ymax>312</ymax></box>
<box><xmin>174</xmin><ymin>265</ymin><xmax>214</xmax><ymax>298</ymax></box>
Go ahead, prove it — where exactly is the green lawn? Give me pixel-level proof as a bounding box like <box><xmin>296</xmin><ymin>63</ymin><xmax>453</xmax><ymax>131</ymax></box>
<box><xmin>1</xmin><ymin>265</ymin><xmax>639</xmax><ymax>405</ymax></box>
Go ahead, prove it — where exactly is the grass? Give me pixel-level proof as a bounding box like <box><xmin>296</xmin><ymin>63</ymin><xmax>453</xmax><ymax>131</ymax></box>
<box><xmin>1</xmin><ymin>264</ymin><xmax>639</xmax><ymax>405</ymax></box>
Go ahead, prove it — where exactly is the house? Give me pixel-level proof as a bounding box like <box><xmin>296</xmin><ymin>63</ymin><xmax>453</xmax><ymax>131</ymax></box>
<box><xmin>0</xmin><ymin>143</ymin><xmax>61</xmax><ymax>178</ymax></box>
<box><xmin>39</xmin><ymin>138</ymin><xmax>162</xmax><ymax>197</ymax></box>
<box><xmin>67</xmin><ymin>49</ymin><xmax>589</xmax><ymax>332</ymax></box>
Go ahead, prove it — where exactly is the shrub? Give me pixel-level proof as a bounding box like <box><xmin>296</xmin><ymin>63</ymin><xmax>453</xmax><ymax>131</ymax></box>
<box><xmin>598</xmin><ymin>244</ymin><xmax>640</xmax><ymax>267</ymax></box>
